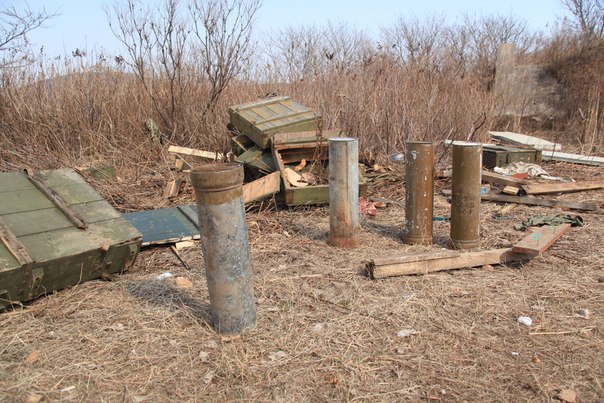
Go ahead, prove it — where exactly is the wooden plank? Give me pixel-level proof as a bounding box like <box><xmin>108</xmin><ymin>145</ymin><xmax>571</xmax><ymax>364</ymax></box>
<box><xmin>366</xmin><ymin>248</ymin><xmax>530</xmax><ymax>279</ymax></box>
<box><xmin>228</xmin><ymin>95</ymin><xmax>290</xmax><ymax>112</ymax></box>
<box><xmin>371</xmin><ymin>250</ymin><xmax>460</xmax><ymax>267</ymax></box>
<box><xmin>70</xmin><ymin>200</ymin><xmax>122</xmax><ymax>223</ymax></box>
<box><xmin>242</xmin><ymin>172</ymin><xmax>281</xmax><ymax>203</ymax></box>
<box><xmin>502</xmin><ymin>186</ymin><xmax>521</xmax><ymax>195</ymax></box>
<box><xmin>512</xmin><ymin>224</ymin><xmax>572</xmax><ymax>255</ymax></box>
<box><xmin>481</xmin><ymin>170</ymin><xmax>527</xmax><ymax>187</ymax></box>
<box><xmin>272</xmin><ymin>130</ymin><xmax>340</xmax><ymax>146</ymax></box>
<box><xmin>2</xmin><ymin>207</ymin><xmax>74</xmax><ymax>237</ymax></box>
<box><xmin>0</xmin><ymin>172</ymin><xmax>34</xmax><ymax>193</ymax></box>
<box><xmin>489</xmin><ymin>131</ymin><xmax>562</xmax><ymax>151</ymax></box>
<box><xmin>541</xmin><ymin>150</ymin><xmax>604</xmax><ymax>166</ymax></box>
<box><xmin>26</xmin><ymin>170</ymin><xmax>87</xmax><ymax>230</ymax></box>
<box><xmin>123</xmin><ymin>206</ymin><xmax>200</xmax><ymax>246</ymax></box>
<box><xmin>481</xmin><ymin>193</ymin><xmax>598</xmax><ymax>211</ymax></box>
<box><xmin>522</xmin><ymin>181</ymin><xmax>604</xmax><ymax>195</ymax></box>
<box><xmin>163</xmin><ymin>179</ymin><xmax>182</xmax><ymax>198</ymax></box>
<box><xmin>168</xmin><ymin>145</ymin><xmax>223</xmax><ymax>161</ymax></box>
<box><xmin>0</xmin><ymin>189</ymin><xmax>54</xmax><ymax>215</ymax></box>
<box><xmin>0</xmin><ymin>217</ymin><xmax>34</xmax><ymax>266</ymax></box>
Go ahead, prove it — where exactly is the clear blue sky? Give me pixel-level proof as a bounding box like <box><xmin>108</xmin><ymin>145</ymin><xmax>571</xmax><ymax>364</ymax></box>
<box><xmin>7</xmin><ymin>0</ymin><xmax>571</xmax><ymax>58</ymax></box>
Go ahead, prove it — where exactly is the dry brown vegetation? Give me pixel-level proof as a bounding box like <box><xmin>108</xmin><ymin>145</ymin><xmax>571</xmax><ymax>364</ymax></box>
<box><xmin>1</xmin><ymin>0</ymin><xmax>604</xmax><ymax>401</ymax></box>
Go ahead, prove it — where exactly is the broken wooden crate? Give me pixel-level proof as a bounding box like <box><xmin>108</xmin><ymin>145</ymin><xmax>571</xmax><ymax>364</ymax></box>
<box><xmin>0</xmin><ymin>169</ymin><xmax>142</xmax><ymax>309</ymax></box>
<box><xmin>482</xmin><ymin>144</ymin><xmax>542</xmax><ymax>169</ymax></box>
<box><xmin>272</xmin><ymin>130</ymin><xmax>368</xmax><ymax>206</ymax></box>
<box><xmin>229</xmin><ymin>96</ymin><xmax>321</xmax><ymax>149</ymax></box>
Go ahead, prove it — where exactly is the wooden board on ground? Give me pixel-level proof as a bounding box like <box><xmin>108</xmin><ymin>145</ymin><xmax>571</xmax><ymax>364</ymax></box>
<box><xmin>123</xmin><ymin>205</ymin><xmax>200</xmax><ymax>246</ymax></box>
<box><xmin>522</xmin><ymin>180</ymin><xmax>604</xmax><ymax>195</ymax></box>
<box><xmin>512</xmin><ymin>224</ymin><xmax>572</xmax><ymax>255</ymax></box>
<box><xmin>242</xmin><ymin>172</ymin><xmax>281</xmax><ymax>203</ymax></box>
<box><xmin>365</xmin><ymin>248</ymin><xmax>530</xmax><ymax>279</ymax></box>
<box><xmin>481</xmin><ymin>170</ymin><xmax>527</xmax><ymax>187</ymax></box>
<box><xmin>489</xmin><ymin>131</ymin><xmax>562</xmax><ymax>151</ymax></box>
<box><xmin>481</xmin><ymin>193</ymin><xmax>598</xmax><ymax>211</ymax></box>
<box><xmin>168</xmin><ymin>145</ymin><xmax>223</xmax><ymax>161</ymax></box>
<box><xmin>540</xmin><ymin>150</ymin><xmax>604</xmax><ymax>166</ymax></box>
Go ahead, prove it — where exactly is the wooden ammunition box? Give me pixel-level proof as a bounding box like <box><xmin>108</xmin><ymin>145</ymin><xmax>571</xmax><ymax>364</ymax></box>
<box><xmin>482</xmin><ymin>145</ymin><xmax>542</xmax><ymax>169</ymax></box>
<box><xmin>229</xmin><ymin>96</ymin><xmax>321</xmax><ymax>149</ymax></box>
<box><xmin>0</xmin><ymin>169</ymin><xmax>142</xmax><ymax>309</ymax></box>
<box><xmin>272</xmin><ymin>131</ymin><xmax>367</xmax><ymax>206</ymax></box>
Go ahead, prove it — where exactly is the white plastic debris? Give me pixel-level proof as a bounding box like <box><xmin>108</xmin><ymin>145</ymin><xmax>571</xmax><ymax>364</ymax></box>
<box><xmin>156</xmin><ymin>272</ymin><xmax>173</xmax><ymax>281</ymax></box>
<box><xmin>576</xmin><ymin>308</ymin><xmax>590</xmax><ymax>319</ymax></box>
<box><xmin>511</xmin><ymin>352</ymin><xmax>520</xmax><ymax>357</ymax></box>
<box><xmin>517</xmin><ymin>316</ymin><xmax>533</xmax><ymax>327</ymax></box>
<box><xmin>397</xmin><ymin>328</ymin><xmax>417</xmax><ymax>338</ymax></box>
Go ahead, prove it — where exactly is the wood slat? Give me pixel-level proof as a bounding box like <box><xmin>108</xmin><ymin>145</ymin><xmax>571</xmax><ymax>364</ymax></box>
<box><xmin>481</xmin><ymin>193</ymin><xmax>598</xmax><ymax>211</ymax></box>
<box><xmin>0</xmin><ymin>217</ymin><xmax>34</xmax><ymax>266</ymax></box>
<box><xmin>0</xmin><ymin>189</ymin><xmax>55</xmax><ymax>214</ymax></box>
<box><xmin>522</xmin><ymin>181</ymin><xmax>604</xmax><ymax>195</ymax></box>
<box><xmin>512</xmin><ymin>224</ymin><xmax>572</xmax><ymax>255</ymax></box>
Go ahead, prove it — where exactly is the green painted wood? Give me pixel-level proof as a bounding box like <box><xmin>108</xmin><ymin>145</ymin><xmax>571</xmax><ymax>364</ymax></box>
<box><xmin>71</xmin><ymin>200</ymin><xmax>122</xmax><ymax>223</ymax></box>
<box><xmin>229</xmin><ymin>97</ymin><xmax>320</xmax><ymax>149</ymax></box>
<box><xmin>123</xmin><ymin>206</ymin><xmax>200</xmax><ymax>245</ymax></box>
<box><xmin>2</xmin><ymin>207</ymin><xmax>74</xmax><ymax>237</ymax></box>
<box><xmin>0</xmin><ymin>172</ymin><xmax>32</xmax><ymax>193</ymax></box>
<box><xmin>0</xmin><ymin>189</ymin><xmax>55</xmax><ymax>215</ymax></box>
<box><xmin>0</xmin><ymin>169</ymin><xmax>142</xmax><ymax>309</ymax></box>
<box><xmin>0</xmin><ymin>245</ymin><xmax>20</xmax><ymax>271</ymax></box>
<box><xmin>19</xmin><ymin>227</ymin><xmax>101</xmax><ymax>262</ymax></box>
<box><xmin>88</xmin><ymin>218</ymin><xmax>144</xmax><ymax>244</ymax></box>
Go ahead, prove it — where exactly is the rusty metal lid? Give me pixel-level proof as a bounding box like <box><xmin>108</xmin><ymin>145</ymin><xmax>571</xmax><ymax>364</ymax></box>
<box><xmin>190</xmin><ymin>163</ymin><xmax>243</xmax><ymax>192</ymax></box>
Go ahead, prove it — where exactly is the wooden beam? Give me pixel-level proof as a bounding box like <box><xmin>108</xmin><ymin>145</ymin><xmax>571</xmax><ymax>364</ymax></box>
<box><xmin>481</xmin><ymin>170</ymin><xmax>527</xmax><ymax>187</ymax></box>
<box><xmin>522</xmin><ymin>181</ymin><xmax>604</xmax><ymax>195</ymax></box>
<box><xmin>481</xmin><ymin>193</ymin><xmax>598</xmax><ymax>211</ymax></box>
<box><xmin>0</xmin><ymin>217</ymin><xmax>34</xmax><ymax>265</ymax></box>
<box><xmin>168</xmin><ymin>145</ymin><xmax>223</xmax><ymax>161</ymax></box>
<box><xmin>242</xmin><ymin>171</ymin><xmax>281</xmax><ymax>203</ymax></box>
<box><xmin>512</xmin><ymin>224</ymin><xmax>571</xmax><ymax>255</ymax></box>
<box><xmin>365</xmin><ymin>248</ymin><xmax>530</xmax><ymax>279</ymax></box>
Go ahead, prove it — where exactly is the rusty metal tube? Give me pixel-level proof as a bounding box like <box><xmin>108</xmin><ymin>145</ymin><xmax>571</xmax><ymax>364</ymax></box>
<box><xmin>448</xmin><ymin>142</ymin><xmax>482</xmax><ymax>250</ymax></box>
<box><xmin>402</xmin><ymin>141</ymin><xmax>434</xmax><ymax>245</ymax></box>
<box><xmin>328</xmin><ymin>137</ymin><xmax>359</xmax><ymax>248</ymax></box>
<box><xmin>190</xmin><ymin>163</ymin><xmax>256</xmax><ymax>335</ymax></box>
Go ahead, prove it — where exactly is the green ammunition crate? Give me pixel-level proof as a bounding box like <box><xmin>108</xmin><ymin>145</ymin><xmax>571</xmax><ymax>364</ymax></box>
<box><xmin>482</xmin><ymin>145</ymin><xmax>542</xmax><ymax>169</ymax></box>
<box><xmin>229</xmin><ymin>96</ymin><xmax>321</xmax><ymax>149</ymax></box>
<box><xmin>271</xmin><ymin>130</ymin><xmax>367</xmax><ymax>206</ymax></box>
<box><xmin>0</xmin><ymin>169</ymin><xmax>142</xmax><ymax>309</ymax></box>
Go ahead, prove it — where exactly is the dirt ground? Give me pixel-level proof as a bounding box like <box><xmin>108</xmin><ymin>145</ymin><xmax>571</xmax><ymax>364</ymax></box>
<box><xmin>1</xmin><ymin>160</ymin><xmax>603</xmax><ymax>402</ymax></box>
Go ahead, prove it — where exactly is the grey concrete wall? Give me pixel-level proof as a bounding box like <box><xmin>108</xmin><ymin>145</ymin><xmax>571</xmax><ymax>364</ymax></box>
<box><xmin>493</xmin><ymin>44</ymin><xmax>565</xmax><ymax>118</ymax></box>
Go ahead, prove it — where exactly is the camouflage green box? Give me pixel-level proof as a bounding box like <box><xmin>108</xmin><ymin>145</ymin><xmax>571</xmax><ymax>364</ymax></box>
<box><xmin>0</xmin><ymin>169</ymin><xmax>142</xmax><ymax>310</ymax></box>
<box><xmin>229</xmin><ymin>96</ymin><xmax>321</xmax><ymax>149</ymax></box>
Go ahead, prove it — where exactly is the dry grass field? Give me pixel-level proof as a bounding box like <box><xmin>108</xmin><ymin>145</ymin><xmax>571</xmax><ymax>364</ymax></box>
<box><xmin>1</xmin><ymin>159</ymin><xmax>602</xmax><ymax>402</ymax></box>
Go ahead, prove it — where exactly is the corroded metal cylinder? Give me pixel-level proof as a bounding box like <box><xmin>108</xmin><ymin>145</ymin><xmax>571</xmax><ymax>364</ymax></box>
<box><xmin>448</xmin><ymin>142</ymin><xmax>482</xmax><ymax>250</ymax></box>
<box><xmin>190</xmin><ymin>163</ymin><xmax>256</xmax><ymax>335</ymax></box>
<box><xmin>328</xmin><ymin>138</ymin><xmax>359</xmax><ymax>248</ymax></box>
<box><xmin>403</xmin><ymin>141</ymin><xmax>434</xmax><ymax>245</ymax></box>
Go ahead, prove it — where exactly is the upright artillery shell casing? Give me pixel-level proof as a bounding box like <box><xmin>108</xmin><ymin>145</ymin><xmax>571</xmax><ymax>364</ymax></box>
<box><xmin>402</xmin><ymin>141</ymin><xmax>434</xmax><ymax>245</ymax></box>
<box><xmin>328</xmin><ymin>137</ymin><xmax>360</xmax><ymax>248</ymax></box>
<box><xmin>448</xmin><ymin>142</ymin><xmax>482</xmax><ymax>250</ymax></box>
<box><xmin>190</xmin><ymin>163</ymin><xmax>256</xmax><ymax>335</ymax></box>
